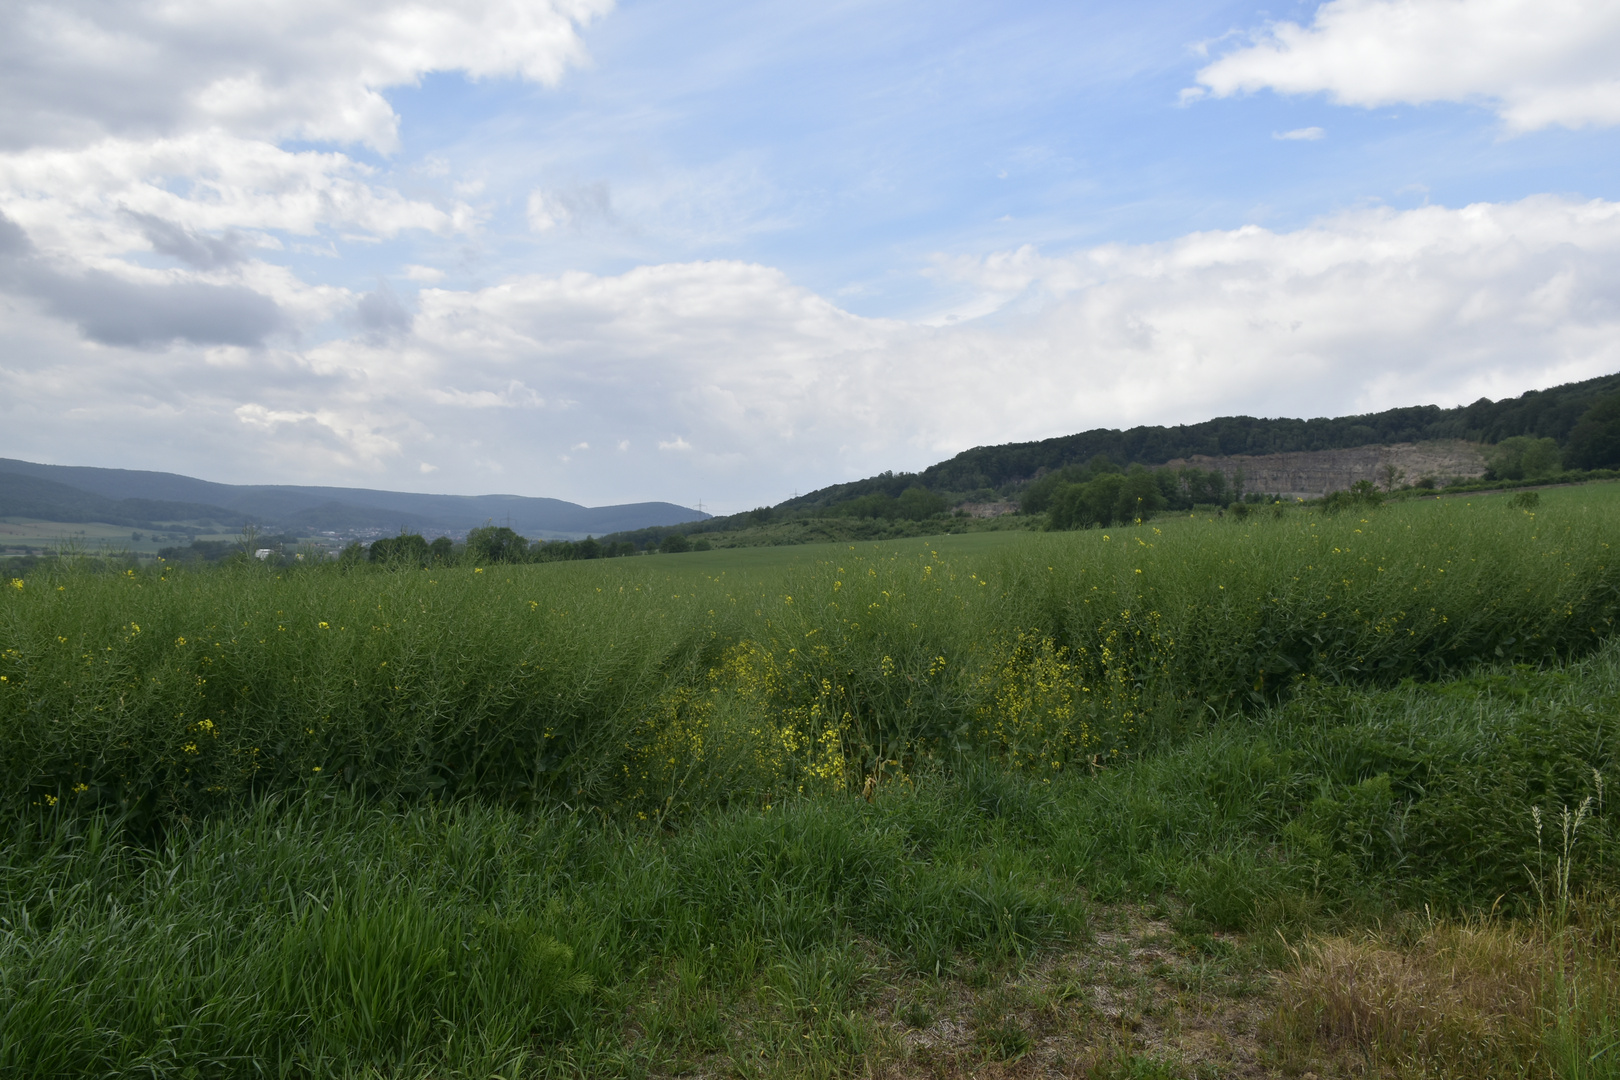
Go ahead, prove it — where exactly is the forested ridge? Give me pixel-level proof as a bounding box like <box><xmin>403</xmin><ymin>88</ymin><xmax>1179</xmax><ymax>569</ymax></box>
<box><xmin>580</xmin><ymin>370</ymin><xmax>1620</xmax><ymax>549</ymax></box>
<box><xmin>780</xmin><ymin>370</ymin><xmax>1620</xmax><ymax>511</ymax></box>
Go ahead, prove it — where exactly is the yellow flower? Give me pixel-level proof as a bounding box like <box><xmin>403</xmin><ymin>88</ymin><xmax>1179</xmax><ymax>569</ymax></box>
<box><xmin>73</xmin><ymin>783</ymin><xmax>88</xmax><ymax>794</ymax></box>
<box><xmin>312</xmin><ymin>766</ymin><xmax>322</xmax><ymax>772</ymax></box>
<box><xmin>318</xmin><ymin>621</ymin><xmax>330</xmax><ymax>629</ymax></box>
<box><xmin>8</xmin><ymin>579</ymin><xmax>21</xmax><ymax>590</ymax></box>
<box><xmin>474</xmin><ymin>567</ymin><xmax>484</xmax><ymax>573</ymax></box>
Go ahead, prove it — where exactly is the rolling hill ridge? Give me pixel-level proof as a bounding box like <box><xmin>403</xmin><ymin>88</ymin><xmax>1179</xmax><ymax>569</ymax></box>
<box><xmin>0</xmin><ymin>459</ymin><xmax>709</xmax><ymax>539</ymax></box>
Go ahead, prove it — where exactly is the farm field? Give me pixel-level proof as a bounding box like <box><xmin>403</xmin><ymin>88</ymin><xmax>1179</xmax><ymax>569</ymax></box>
<box><xmin>3</xmin><ymin>484</ymin><xmax>1620</xmax><ymax>1077</ymax></box>
<box><xmin>0</xmin><ymin>518</ymin><xmax>251</xmax><ymax>559</ymax></box>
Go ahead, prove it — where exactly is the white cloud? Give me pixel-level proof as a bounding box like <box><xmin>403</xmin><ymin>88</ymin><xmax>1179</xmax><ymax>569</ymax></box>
<box><xmin>403</xmin><ymin>264</ymin><xmax>447</xmax><ymax>282</ymax></box>
<box><xmin>4</xmin><ymin>197</ymin><xmax>1619</xmax><ymax>509</ymax></box>
<box><xmin>1274</xmin><ymin>126</ymin><xmax>1325</xmax><ymax>141</ymax></box>
<box><xmin>423</xmin><ymin>381</ymin><xmax>546</xmax><ymax>409</ymax></box>
<box><xmin>0</xmin><ymin>135</ymin><xmax>472</xmax><ymax>265</ymax></box>
<box><xmin>0</xmin><ymin>0</ymin><xmax>614</xmax><ymax>153</ymax></box>
<box><xmin>1192</xmin><ymin>0</ymin><xmax>1620</xmax><ymax>132</ymax></box>
<box><xmin>232</xmin><ymin>403</ymin><xmax>404</xmax><ymax>465</ymax></box>
<box><xmin>0</xmin><ymin>1</ymin><xmax>610</xmax><ymax>348</ymax></box>
<box><xmin>527</xmin><ymin>184</ymin><xmax>613</xmax><ymax>232</ymax></box>
<box><xmin>527</xmin><ymin>190</ymin><xmax>562</xmax><ymax>232</ymax></box>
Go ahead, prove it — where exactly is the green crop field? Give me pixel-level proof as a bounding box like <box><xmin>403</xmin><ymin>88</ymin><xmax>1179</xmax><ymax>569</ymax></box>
<box><xmin>0</xmin><ymin>518</ymin><xmax>268</xmax><ymax>560</ymax></box>
<box><xmin>4</xmin><ymin>484</ymin><xmax>1620</xmax><ymax>1077</ymax></box>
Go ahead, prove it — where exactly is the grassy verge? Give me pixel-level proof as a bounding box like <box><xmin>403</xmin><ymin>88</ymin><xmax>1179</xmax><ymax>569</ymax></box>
<box><xmin>5</xmin><ymin>638</ymin><xmax>1620</xmax><ymax>1075</ymax></box>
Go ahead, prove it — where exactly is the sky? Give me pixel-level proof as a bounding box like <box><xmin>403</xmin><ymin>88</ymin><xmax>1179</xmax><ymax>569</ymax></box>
<box><xmin>1</xmin><ymin>0</ymin><xmax>1619</xmax><ymax>513</ymax></box>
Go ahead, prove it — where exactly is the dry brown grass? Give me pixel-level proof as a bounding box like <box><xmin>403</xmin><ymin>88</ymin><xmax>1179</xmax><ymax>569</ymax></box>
<box><xmin>1274</xmin><ymin>922</ymin><xmax>1545</xmax><ymax>1076</ymax></box>
<box><xmin>1273</xmin><ymin>900</ymin><xmax>1620</xmax><ymax>1079</ymax></box>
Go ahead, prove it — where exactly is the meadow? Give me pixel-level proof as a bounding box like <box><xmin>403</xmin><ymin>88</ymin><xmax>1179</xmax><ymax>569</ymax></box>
<box><xmin>3</xmin><ymin>485</ymin><xmax>1619</xmax><ymax>1076</ymax></box>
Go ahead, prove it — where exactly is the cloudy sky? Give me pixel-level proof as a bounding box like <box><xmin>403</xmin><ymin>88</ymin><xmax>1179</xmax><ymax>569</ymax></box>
<box><xmin>1</xmin><ymin>0</ymin><xmax>1618</xmax><ymax>512</ymax></box>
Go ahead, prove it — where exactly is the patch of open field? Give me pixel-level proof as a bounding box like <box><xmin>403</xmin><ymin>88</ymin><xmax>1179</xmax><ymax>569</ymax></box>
<box><xmin>0</xmin><ymin>517</ymin><xmax>247</xmax><ymax>556</ymax></box>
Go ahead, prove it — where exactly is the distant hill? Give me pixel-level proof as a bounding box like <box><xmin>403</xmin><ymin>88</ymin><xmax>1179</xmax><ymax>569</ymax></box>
<box><xmin>0</xmin><ymin>472</ymin><xmax>247</xmax><ymax>529</ymax></box>
<box><xmin>0</xmin><ymin>460</ymin><xmax>708</xmax><ymax>539</ymax></box>
<box><xmin>778</xmin><ymin>370</ymin><xmax>1620</xmax><ymax>511</ymax></box>
<box><xmin>591</xmin><ymin>369</ymin><xmax>1620</xmax><ymax>550</ymax></box>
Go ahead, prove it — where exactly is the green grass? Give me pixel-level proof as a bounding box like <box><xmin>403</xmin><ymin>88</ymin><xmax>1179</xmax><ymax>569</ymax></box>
<box><xmin>656</xmin><ymin>527</ymin><xmax>1037</xmax><ymax>573</ymax></box>
<box><xmin>5</xmin><ymin>643</ymin><xmax>1619</xmax><ymax>1075</ymax></box>
<box><xmin>1</xmin><ymin>773</ymin><xmax>1085</xmax><ymax>1075</ymax></box>
<box><xmin>5</xmin><ymin>489</ymin><xmax>1614</xmax><ymax>822</ymax></box>
<box><xmin>4</xmin><ymin>487</ymin><xmax>1620</xmax><ymax>1076</ymax></box>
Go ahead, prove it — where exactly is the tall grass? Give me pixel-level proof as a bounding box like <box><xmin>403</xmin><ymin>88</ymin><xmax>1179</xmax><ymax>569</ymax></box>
<box><xmin>2</xmin><ymin>494</ymin><xmax>1615</xmax><ymax>825</ymax></box>
<box><xmin>0</xmin><ymin>782</ymin><xmax>1085</xmax><ymax>1076</ymax></box>
<box><xmin>4</xmin><ymin>640</ymin><xmax>1619</xmax><ymax>1075</ymax></box>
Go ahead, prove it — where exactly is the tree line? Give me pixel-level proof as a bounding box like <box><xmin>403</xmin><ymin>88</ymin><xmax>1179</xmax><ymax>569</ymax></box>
<box><xmin>773</xmin><ymin>372</ymin><xmax>1620</xmax><ymax>513</ymax></box>
<box><xmin>353</xmin><ymin>524</ymin><xmax>728</xmax><ymax>568</ymax></box>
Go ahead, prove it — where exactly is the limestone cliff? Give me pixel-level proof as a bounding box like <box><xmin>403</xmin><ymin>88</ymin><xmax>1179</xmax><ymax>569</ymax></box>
<box><xmin>1163</xmin><ymin>440</ymin><xmax>1487</xmax><ymax>500</ymax></box>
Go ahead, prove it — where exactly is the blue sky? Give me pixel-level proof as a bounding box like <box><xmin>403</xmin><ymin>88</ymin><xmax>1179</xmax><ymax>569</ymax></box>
<box><xmin>2</xmin><ymin>0</ymin><xmax>1619</xmax><ymax>512</ymax></box>
<box><xmin>379</xmin><ymin>0</ymin><xmax>1619</xmax><ymax>307</ymax></box>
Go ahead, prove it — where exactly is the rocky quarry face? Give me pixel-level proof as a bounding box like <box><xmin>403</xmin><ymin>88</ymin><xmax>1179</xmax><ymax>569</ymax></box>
<box><xmin>1163</xmin><ymin>440</ymin><xmax>1488</xmax><ymax>500</ymax></box>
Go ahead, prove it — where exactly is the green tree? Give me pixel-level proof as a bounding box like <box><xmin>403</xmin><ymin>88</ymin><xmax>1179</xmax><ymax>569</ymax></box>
<box><xmin>839</xmin><ymin>492</ymin><xmax>897</xmax><ymax>519</ymax></box>
<box><xmin>1048</xmin><ymin>473</ymin><xmax>1127</xmax><ymax>530</ymax></box>
<box><xmin>466</xmin><ymin>525</ymin><xmax>530</xmax><ymax>564</ymax></box>
<box><xmin>1020</xmin><ymin>466</ymin><xmax>1084</xmax><ymax>514</ymax></box>
<box><xmin>1020</xmin><ymin>456</ymin><xmax>1120</xmax><ymax>514</ymax></box>
<box><xmin>1046</xmin><ymin>483</ymin><xmax>1083</xmax><ymax>530</ymax></box>
<box><xmin>895</xmin><ymin>486</ymin><xmax>947</xmax><ymax>521</ymax></box>
<box><xmin>1114</xmin><ymin>467</ymin><xmax>1166</xmax><ymax>522</ymax></box>
<box><xmin>369</xmin><ymin>533</ymin><xmax>430</xmax><ymax>568</ymax></box>
<box><xmin>1084</xmin><ymin>454</ymin><xmax>1118</xmax><ymax>475</ymax></box>
<box><xmin>659</xmin><ymin>533</ymin><xmax>692</xmax><ymax>554</ymax></box>
<box><xmin>428</xmin><ymin>536</ymin><xmax>454</xmax><ymax>565</ymax></box>
<box><xmin>1566</xmin><ymin>393</ymin><xmax>1620</xmax><ymax>470</ymax></box>
<box><xmin>1485</xmin><ymin>436</ymin><xmax>1562</xmax><ymax>480</ymax></box>
<box><xmin>1175</xmin><ymin>467</ymin><xmax>1229</xmax><ymax>508</ymax></box>
<box><xmin>539</xmin><ymin>541</ymin><xmax>576</xmax><ymax>561</ymax></box>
